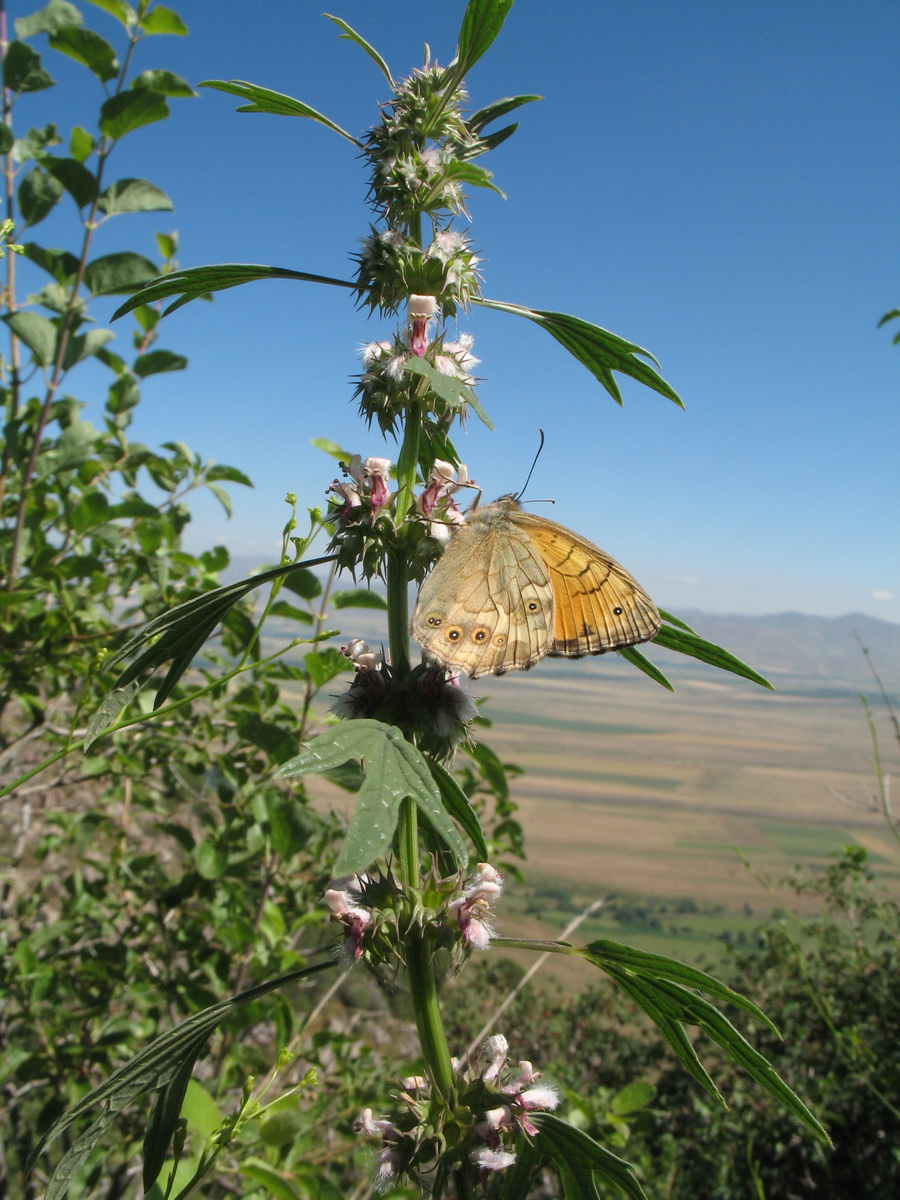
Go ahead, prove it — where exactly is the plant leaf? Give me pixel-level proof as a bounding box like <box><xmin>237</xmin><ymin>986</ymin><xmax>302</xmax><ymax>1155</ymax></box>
<box><xmin>133</xmin><ymin>349</ymin><xmax>187</xmax><ymax>377</ymax></box>
<box><xmin>427</xmin><ymin>757</ymin><xmax>488</xmax><ymax>861</ymax></box>
<box><xmin>112</xmin><ymin>263</ymin><xmax>355</xmax><ymax>319</ymax></box>
<box><xmin>199</xmin><ymin>79</ymin><xmax>360</xmax><ymax>145</ymax></box>
<box><xmin>131</xmin><ymin>68</ymin><xmax>195</xmax><ymax>97</ymax></box>
<box><xmin>99</xmin><ymin>89</ymin><xmax>168</xmax><ymax>140</ymax></box>
<box><xmin>85</xmin><ymin>558</ymin><xmax>338</xmax><ymax>743</ymax></box>
<box><xmin>448</xmin><ymin>0</ymin><xmax>514</xmax><ymax>89</ymax></box>
<box><xmin>139</xmin><ymin>5</ymin><xmax>188</xmax><ymax>36</ymax></box>
<box><xmin>275</xmin><ymin>719</ymin><xmax>468</xmax><ymax>874</ymax></box>
<box><xmin>2</xmin><ymin>311</ymin><xmax>57</xmax><ymax>365</ymax></box>
<box><xmin>652</xmin><ymin>622</ymin><xmax>773</xmax><ymax>689</ymax></box>
<box><xmin>3</xmin><ymin>40</ymin><xmax>55</xmax><ymax>93</ymax></box>
<box><xmin>532</xmin><ymin>1113</ymin><xmax>648</xmax><ymax>1200</ymax></box>
<box><xmin>323</xmin><ymin>14</ymin><xmax>393</xmax><ymax>84</ymax></box>
<box><xmin>15</xmin><ymin>1</ymin><xmax>83</xmax><ymax>37</ymax></box>
<box><xmin>402</xmin><ymin>357</ymin><xmax>494</xmax><ymax>429</ymax></box>
<box><xmin>475</xmin><ymin>297</ymin><xmax>683</xmax><ymax>408</ymax></box>
<box><xmin>18</xmin><ymin>167</ymin><xmax>63</xmax><ymax>226</ymax></box>
<box><xmin>98</xmin><ymin>177</ymin><xmax>173</xmax><ymax>214</ymax></box>
<box><xmin>84</xmin><ymin>251</ymin><xmax>158</xmax><ymax>295</ymax></box>
<box><xmin>617</xmin><ymin>644</ymin><xmax>674</xmax><ymax>691</ymax></box>
<box><xmin>48</xmin><ymin>26</ymin><xmax>118</xmax><ymax>82</ymax></box>
<box><xmin>45</xmin><ymin>156</ymin><xmax>98</xmax><ymax>207</ymax></box>
<box><xmin>26</xmin><ymin>962</ymin><xmax>335</xmax><ymax>1196</ymax></box>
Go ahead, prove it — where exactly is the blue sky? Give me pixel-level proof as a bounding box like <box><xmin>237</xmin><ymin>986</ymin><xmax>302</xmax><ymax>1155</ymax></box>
<box><xmin>16</xmin><ymin>1</ymin><xmax>900</xmax><ymax>620</ymax></box>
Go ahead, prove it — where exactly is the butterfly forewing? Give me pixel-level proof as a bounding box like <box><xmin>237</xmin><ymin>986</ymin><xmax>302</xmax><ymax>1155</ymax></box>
<box><xmin>411</xmin><ymin>506</ymin><xmax>554</xmax><ymax>677</ymax></box>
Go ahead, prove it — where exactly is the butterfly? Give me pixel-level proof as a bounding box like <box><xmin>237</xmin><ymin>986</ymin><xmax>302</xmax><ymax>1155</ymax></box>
<box><xmin>411</xmin><ymin>496</ymin><xmax>661</xmax><ymax>678</ymax></box>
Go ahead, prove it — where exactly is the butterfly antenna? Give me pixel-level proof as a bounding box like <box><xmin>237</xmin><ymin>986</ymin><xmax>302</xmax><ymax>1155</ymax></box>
<box><xmin>516</xmin><ymin>429</ymin><xmax>545</xmax><ymax>501</ymax></box>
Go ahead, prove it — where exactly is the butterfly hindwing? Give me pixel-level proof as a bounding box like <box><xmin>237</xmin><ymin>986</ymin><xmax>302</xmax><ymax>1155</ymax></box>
<box><xmin>411</xmin><ymin>498</ymin><xmax>659</xmax><ymax>676</ymax></box>
<box><xmin>513</xmin><ymin>511</ymin><xmax>661</xmax><ymax>655</ymax></box>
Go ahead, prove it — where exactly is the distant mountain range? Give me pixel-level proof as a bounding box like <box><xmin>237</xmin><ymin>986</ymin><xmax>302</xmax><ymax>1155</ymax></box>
<box><xmin>654</xmin><ymin>610</ymin><xmax>899</xmax><ymax>694</ymax></box>
<box><xmin>226</xmin><ymin>556</ymin><xmax>898</xmax><ymax>697</ymax></box>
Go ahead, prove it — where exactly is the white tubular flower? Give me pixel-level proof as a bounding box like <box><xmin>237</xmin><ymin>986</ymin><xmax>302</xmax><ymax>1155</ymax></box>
<box><xmin>470</xmin><ymin>1147</ymin><xmax>516</xmax><ymax>1172</ymax></box>
<box><xmin>373</xmin><ymin>1147</ymin><xmax>401</xmax><ymax>1193</ymax></box>
<box><xmin>517</xmin><ymin>1084</ymin><xmax>559</xmax><ymax>1113</ymax></box>
<box><xmin>481</xmin><ymin>1034</ymin><xmax>509</xmax><ymax>1085</ymax></box>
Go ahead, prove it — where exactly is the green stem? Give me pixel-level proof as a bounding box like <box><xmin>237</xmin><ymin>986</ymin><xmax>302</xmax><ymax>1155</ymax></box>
<box><xmin>407</xmin><ymin>919</ymin><xmax>455</xmax><ymax>1099</ymax></box>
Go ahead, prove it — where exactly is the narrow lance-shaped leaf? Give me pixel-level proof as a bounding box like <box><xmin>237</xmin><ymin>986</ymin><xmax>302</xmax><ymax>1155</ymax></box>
<box><xmin>445</xmin><ymin>0</ymin><xmax>514</xmax><ymax>92</ymax></box>
<box><xmin>323</xmin><ymin>14</ymin><xmax>393</xmax><ymax>84</ymax></box>
<box><xmin>112</xmin><ymin>263</ymin><xmax>356</xmax><ymax>319</ymax></box>
<box><xmin>199</xmin><ymin>79</ymin><xmax>360</xmax><ymax>144</ymax></box>
<box><xmin>652</xmin><ymin>621</ymin><xmax>773</xmax><ymax>688</ymax></box>
<box><xmin>85</xmin><ymin>558</ymin><xmax>338</xmax><ymax>744</ymax></box>
<box><xmin>26</xmin><ymin>961</ymin><xmax>335</xmax><ymax>1199</ymax></box>
<box><xmin>476</xmin><ymin>297</ymin><xmax>684</xmax><ymax>408</ymax></box>
<box><xmin>532</xmin><ymin>1113</ymin><xmax>649</xmax><ymax>1200</ymax></box>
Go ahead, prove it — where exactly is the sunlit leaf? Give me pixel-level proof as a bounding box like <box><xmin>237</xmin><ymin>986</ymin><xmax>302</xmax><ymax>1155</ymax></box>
<box><xmin>476</xmin><ymin>298</ymin><xmax>683</xmax><ymax>408</ymax></box>
<box><xmin>99</xmin><ymin>89</ymin><xmax>168</xmax><ymax>140</ymax></box>
<box><xmin>199</xmin><ymin>79</ymin><xmax>360</xmax><ymax>144</ymax></box>
<box><xmin>48</xmin><ymin>26</ymin><xmax>118</xmax><ymax>82</ymax></box>
<box><xmin>98</xmin><ymin>177</ymin><xmax>174</xmax><ymax>214</ymax></box>
<box><xmin>112</xmin><ymin>262</ymin><xmax>355</xmax><ymax>319</ymax></box>
<box><xmin>323</xmin><ymin>14</ymin><xmax>393</xmax><ymax>84</ymax></box>
<box><xmin>275</xmin><ymin>720</ymin><xmax>468</xmax><ymax>874</ymax></box>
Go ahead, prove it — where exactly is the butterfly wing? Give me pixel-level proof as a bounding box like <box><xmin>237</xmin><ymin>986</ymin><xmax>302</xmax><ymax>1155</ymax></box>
<box><xmin>514</xmin><ymin>510</ymin><xmax>661</xmax><ymax>656</ymax></box>
<box><xmin>411</xmin><ymin>504</ymin><xmax>555</xmax><ymax>677</ymax></box>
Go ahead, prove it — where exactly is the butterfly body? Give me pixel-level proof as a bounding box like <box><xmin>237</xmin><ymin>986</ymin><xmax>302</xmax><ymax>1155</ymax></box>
<box><xmin>412</xmin><ymin>497</ymin><xmax>661</xmax><ymax>678</ymax></box>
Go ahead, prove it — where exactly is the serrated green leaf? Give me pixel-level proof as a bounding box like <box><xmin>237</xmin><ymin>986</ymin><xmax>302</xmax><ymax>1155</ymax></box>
<box><xmin>4</xmin><ymin>41</ymin><xmax>55</xmax><ymax>93</ymax></box>
<box><xmin>133</xmin><ymin>349</ymin><xmax>187</xmax><ymax>377</ymax></box>
<box><xmin>45</xmin><ymin>156</ymin><xmax>98</xmax><ymax>207</ymax></box>
<box><xmin>652</xmin><ymin>623</ymin><xmax>772</xmax><ymax>688</ymax></box>
<box><xmin>112</xmin><ymin>262</ymin><xmax>355</xmax><ymax>319</ymax></box>
<box><xmin>99</xmin><ymin>89</ymin><xmax>168</xmax><ymax>140</ymax></box>
<box><xmin>323</xmin><ymin>14</ymin><xmax>393</xmax><ymax>84</ymax></box>
<box><xmin>131</xmin><ymin>68</ymin><xmax>196</xmax><ymax>97</ymax></box>
<box><xmin>62</xmin><ymin>327</ymin><xmax>115</xmax><ymax>369</ymax></box>
<box><xmin>332</xmin><ymin>588</ymin><xmax>387</xmax><ymax>611</ymax></box>
<box><xmin>303</xmin><ymin>647</ymin><xmax>351</xmax><ymax>689</ymax></box>
<box><xmin>402</xmin><ymin>357</ymin><xmax>494</xmax><ymax>429</ymax></box>
<box><xmin>139</xmin><ymin>5</ymin><xmax>187</xmax><ymax>35</ymax></box>
<box><xmin>3</xmin><ymin>310</ymin><xmax>57</xmax><ymax>365</ymax></box>
<box><xmin>16</xmin><ymin>1</ymin><xmax>83</xmax><ymax>37</ymax></box>
<box><xmin>98</xmin><ymin>177</ymin><xmax>173</xmax><ymax>215</ymax></box>
<box><xmin>275</xmin><ymin>720</ymin><xmax>468</xmax><ymax>874</ymax></box>
<box><xmin>476</xmin><ymin>298</ymin><xmax>684</xmax><ymax>409</ymax></box>
<box><xmin>199</xmin><ymin>78</ymin><xmax>360</xmax><ymax>144</ymax></box>
<box><xmin>49</xmin><ymin>26</ymin><xmax>118</xmax><ymax>81</ymax></box>
<box><xmin>18</xmin><ymin>167</ymin><xmax>63</xmax><ymax>225</ymax></box>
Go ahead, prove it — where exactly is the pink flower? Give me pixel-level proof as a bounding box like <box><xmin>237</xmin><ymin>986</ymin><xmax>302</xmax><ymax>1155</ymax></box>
<box><xmin>407</xmin><ymin>294</ymin><xmax>436</xmax><ymax>358</ymax></box>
